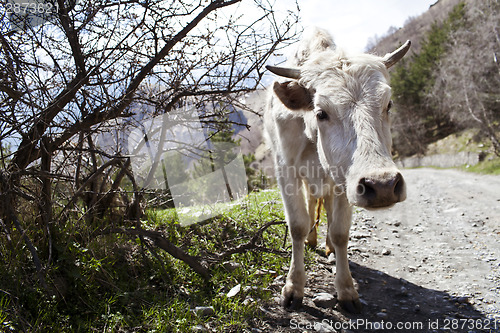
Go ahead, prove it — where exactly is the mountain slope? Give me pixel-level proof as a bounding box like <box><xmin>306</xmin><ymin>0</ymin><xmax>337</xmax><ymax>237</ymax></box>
<box><xmin>368</xmin><ymin>0</ymin><xmax>463</xmax><ymax>56</ymax></box>
<box><xmin>370</xmin><ymin>0</ymin><xmax>500</xmax><ymax>157</ymax></box>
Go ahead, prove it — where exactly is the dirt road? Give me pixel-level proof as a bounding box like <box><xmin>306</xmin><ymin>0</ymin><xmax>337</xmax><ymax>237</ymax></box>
<box><xmin>260</xmin><ymin>168</ymin><xmax>500</xmax><ymax>332</ymax></box>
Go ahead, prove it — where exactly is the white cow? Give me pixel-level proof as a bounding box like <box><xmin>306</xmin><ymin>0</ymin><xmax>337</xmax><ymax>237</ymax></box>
<box><xmin>264</xmin><ymin>28</ymin><xmax>410</xmax><ymax>313</ymax></box>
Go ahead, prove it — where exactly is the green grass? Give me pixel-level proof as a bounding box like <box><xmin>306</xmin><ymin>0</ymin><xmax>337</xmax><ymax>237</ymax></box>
<box><xmin>410</xmin><ymin>128</ymin><xmax>500</xmax><ymax>175</ymax></box>
<box><xmin>461</xmin><ymin>155</ymin><xmax>500</xmax><ymax>175</ymax></box>
<box><xmin>425</xmin><ymin>128</ymin><xmax>484</xmax><ymax>155</ymax></box>
<box><xmin>1</xmin><ymin>188</ymin><xmax>312</xmax><ymax>332</ymax></box>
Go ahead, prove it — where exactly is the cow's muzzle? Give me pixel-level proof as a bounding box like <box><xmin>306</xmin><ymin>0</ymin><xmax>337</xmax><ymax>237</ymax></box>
<box><xmin>355</xmin><ymin>172</ymin><xmax>406</xmax><ymax>209</ymax></box>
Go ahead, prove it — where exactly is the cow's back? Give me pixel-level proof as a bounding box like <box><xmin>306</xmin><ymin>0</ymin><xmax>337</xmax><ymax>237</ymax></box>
<box><xmin>264</xmin><ymin>28</ymin><xmax>335</xmax><ymax>168</ymax></box>
<box><xmin>289</xmin><ymin>28</ymin><xmax>336</xmax><ymax>67</ymax></box>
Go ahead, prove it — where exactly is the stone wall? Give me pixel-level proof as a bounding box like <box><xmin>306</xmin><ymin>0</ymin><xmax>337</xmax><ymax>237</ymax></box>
<box><xmin>396</xmin><ymin>151</ymin><xmax>481</xmax><ymax>168</ymax></box>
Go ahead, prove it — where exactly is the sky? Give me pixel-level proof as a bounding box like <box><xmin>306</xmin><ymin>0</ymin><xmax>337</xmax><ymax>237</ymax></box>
<box><xmin>278</xmin><ymin>0</ymin><xmax>438</xmax><ymax>53</ymax></box>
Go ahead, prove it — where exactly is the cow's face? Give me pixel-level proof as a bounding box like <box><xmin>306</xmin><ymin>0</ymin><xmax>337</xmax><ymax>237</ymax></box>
<box><xmin>268</xmin><ymin>41</ymin><xmax>410</xmax><ymax>209</ymax></box>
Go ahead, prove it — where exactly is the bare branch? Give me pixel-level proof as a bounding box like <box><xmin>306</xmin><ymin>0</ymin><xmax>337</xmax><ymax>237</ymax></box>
<box><xmin>100</xmin><ymin>227</ymin><xmax>211</xmax><ymax>280</ymax></box>
<box><xmin>212</xmin><ymin>220</ymin><xmax>287</xmax><ymax>261</ymax></box>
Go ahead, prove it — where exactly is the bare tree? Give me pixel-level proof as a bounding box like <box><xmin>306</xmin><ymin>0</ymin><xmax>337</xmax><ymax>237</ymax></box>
<box><xmin>0</xmin><ymin>0</ymin><xmax>299</xmax><ymax>289</ymax></box>
<box><xmin>428</xmin><ymin>0</ymin><xmax>500</xmax><ymax>155</ymax></box>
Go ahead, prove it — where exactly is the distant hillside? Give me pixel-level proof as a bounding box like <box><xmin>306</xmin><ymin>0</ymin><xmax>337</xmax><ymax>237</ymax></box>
<box><xmin>235</xmin><ymin>89</ymin><xmax>275</xmax><ymax>175</ymax></box>
<box><xmin>368</xmin><ymin>0</ymin><xmax>462</xmax><ymax>56</ymax></box>
<box><xmin>372</xmin><ymin>0</ymin><xmax>500</xmax><ymax>158</ymax></box>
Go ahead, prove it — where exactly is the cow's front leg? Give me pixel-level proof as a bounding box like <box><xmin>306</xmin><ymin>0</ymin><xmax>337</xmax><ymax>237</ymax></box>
<box><xmin>279</xmin><ymin>177</ymin><xmax>310</xmax><ymax>309</ymax></box>
<box><xmin>325</xmin><ymin>193</ymin><xmax>362</xmax><ymax>313</ymax></box>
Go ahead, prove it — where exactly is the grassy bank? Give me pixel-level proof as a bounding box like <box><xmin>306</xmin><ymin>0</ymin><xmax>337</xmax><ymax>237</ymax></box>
<box><xmin>407</xmin><ymin>129</ymin><xmax>500</xmax><ymax>175</ymax></box>
<box><xmin>0</xmin><ymin>189</ymin><xmax>314</xmax><ymax>332</ymax></box>
<box><xmin>461</xmin><ymin>156</ymin><xmax>500</xmax><ymax>175</ymax></box>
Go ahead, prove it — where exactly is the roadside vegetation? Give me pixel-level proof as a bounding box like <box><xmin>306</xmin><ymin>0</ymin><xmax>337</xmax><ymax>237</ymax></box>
<box><xmin>0</xmin><ymin>0</ymin><xmax>301</xmax><ymax>331</ymax></box>
<box><xmin>462</xmin><ymin>157</ymin><xmax>500</xmax><ymax>175</ymax></box>
<box><xmin>0</xmin><ymin>188</ymin><xmax>319</xmax><ymax>332</ymax></box>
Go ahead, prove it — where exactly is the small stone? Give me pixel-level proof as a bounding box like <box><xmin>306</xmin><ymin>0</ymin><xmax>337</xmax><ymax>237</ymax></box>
<box><xmin>327</xmin><ymin>252</ymin><xmax>336</xmax><ymax>264</ymax></box>
<box><xmin>398</xmin><ymin>286</ymin><xmax>409</xmax><ymax>297</ymax></box>
<box><xmin>268</xmin><ymin>283</ymin><xmax>281</xmax><ymax>292</ymax></box>
<box><xmin>192</xmin><ymin>325</ymin><xmax>208</xmax><ymax>332</ymax></box>
<box><xmin>192</xmin><ymin>306</ymin><xmax>215</xmax><ymax>317</ymax></box>
<box><xmin>227</xmin><ymin>284</ymin><xmax>241</xmax><ymax>298</ymax></box>
<box><xmin>351</xmin><ymin>231</ymin><xmax>371</xmax><ymax>239</ymax></box>
<box><xmin>408</xmin><ymin>266</ymin><xmax>417</xmax><ymax>272</ymax></box>
<box><xmin>394</xmin><ymin>221</ymin><xmax>401</xmax><ymax>227</ymax></box>
<box><xmin>255</xmin><ymin>269</ymin><xmax>277</xmax><ymax>276</ymax></box>
<box><xmin>414</xmin><ymin>304</ymin><xmax>420</xmax><ymax>313</ymax></box>
<box><xmin>352</xmin><ymin>246</ymin><xmax>368</xmax><ymax>253</ymax></box>
<box><xmin>272</xmin><ymin>275</ymin><xmax>284</xmax><ymax>284</ymax></box>
<box><xmin>244</xmin><ymin>285</ymin><xmax>258</xmax><ymax>293</ymax></box>
<box><xmin>312</xmin><ymin>292</ymin><xmax>337</xmax><ymax>308</ymax></box>
<box><xmin>412</xmin><ymin>227</ymin><xmax>424</xmax><ymax>234</ymax></box>
<box><xmin>243</xmin><ymin>297</ymin><xmax>254</xmax><ymax>306</ymax></box>
<box><xmin>457</xmin><ymin>296</ymin><xmax>469</xmax><ymax>304</ymax></box>
<box><xmin>223</xmin><ymin>261</ymin><xmax>241</xmax><ymax>272</ymax></box>
<box><xmin>382</xmin><ymin>248</ymin><xmax>391</xmax><ymax>256</ymax></box>
<box><xmin>376</xmin><ymin>312</ymin><xmax>388</xmax><ymax>319</ymax></box>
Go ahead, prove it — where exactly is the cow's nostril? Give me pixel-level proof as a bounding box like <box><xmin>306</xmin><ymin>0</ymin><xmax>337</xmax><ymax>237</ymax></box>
<box><xmin>393</xmin><ymin>173</ymin><xmax>404</xmax><ymax>197</ymax></box>
<box><xmin>357</xmin><ymin>177</ymin><xmax>376</xmax><ymax>199</ymax></box>
<box><xmin>356</xmin><ymin>178</ymin><xmax>365</xmax><ymax>195</ymax></box>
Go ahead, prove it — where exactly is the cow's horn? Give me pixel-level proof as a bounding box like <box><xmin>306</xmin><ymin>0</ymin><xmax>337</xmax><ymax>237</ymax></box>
<box><xmin>382</xmin><ymin>40</ymin><xmax>411</xmax><ymax>68</ymax></box>
<box><xmin>266</xmin><ymin>65</ymin><xmax>301</xmax><ymax>80</ymax></box>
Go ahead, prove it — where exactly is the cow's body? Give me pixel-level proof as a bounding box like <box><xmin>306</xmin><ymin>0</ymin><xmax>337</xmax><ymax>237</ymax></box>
<box><xmin>263</xmin><ymin>28</ymin><xmax>410</xmax><ymax>312</ymax></box>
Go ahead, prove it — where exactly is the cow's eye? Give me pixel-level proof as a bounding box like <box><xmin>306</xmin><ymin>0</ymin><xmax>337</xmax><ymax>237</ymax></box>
<box><xmin>386</xmin><ymin>100</ymin><xmax>393</xmax><ymax>113</ymax></box>
<box><xmin>316</xmin><ymin>110</ymin><xmax>329</xmax><ymax>121</ymax></box>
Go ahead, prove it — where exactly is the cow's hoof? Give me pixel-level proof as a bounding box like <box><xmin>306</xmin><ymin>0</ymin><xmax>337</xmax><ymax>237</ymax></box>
<box><xmin>325</xmin><ymin>245</ymin><xmax>334</xmax><ymax>256</ymax></box>
<box><xmin>338</xmin><ymin>298</ymin><xmax>362</xmax><ymax>313</ymax></box>
<box><xmin>281</xmin><ymin>292</ymin><xmax>303</xmax><ymax>310</ymax></box>
<box><xmin>305</xmin><ymin>238</ymin><xmax>317</xmax><ymax>249</ymax></box>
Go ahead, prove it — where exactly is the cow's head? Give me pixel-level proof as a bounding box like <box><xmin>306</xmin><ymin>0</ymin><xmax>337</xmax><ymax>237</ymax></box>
<box><xmin>267</xmin><ymin>41</ymin><xmax>410</xmax><ymax>209</ymax></box>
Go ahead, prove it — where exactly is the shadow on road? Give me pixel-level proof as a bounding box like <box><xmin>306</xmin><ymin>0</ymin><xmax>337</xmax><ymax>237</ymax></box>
<box><xmin>260</xmin><ymin>260</ymin><xmax>497</xmax><ymax>333</ymax></box>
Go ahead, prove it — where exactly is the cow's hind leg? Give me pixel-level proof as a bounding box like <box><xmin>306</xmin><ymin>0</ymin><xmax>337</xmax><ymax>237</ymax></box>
<box><xmin>325</xmin><ymin>231</ymin><xmax>335</xmax><ymax>256</ymax></box>
<box><xmin>324</xmin><ymin>197</ymin><xmax>335</xmax><ymax>256</ymax></box>
<box><xmin>325</xmin><ymin>193</ymin><xmax>361</xmax><ymax>313</ymax></box>
<box><xmin>279</xmin><ymin>177</ymin><xmax>310</xmax><ymax>309</ymax></box>
<box><xmin>305</xmin><ymin>191</ymin><xmax>318</xmax><ymax>248</ymax></box>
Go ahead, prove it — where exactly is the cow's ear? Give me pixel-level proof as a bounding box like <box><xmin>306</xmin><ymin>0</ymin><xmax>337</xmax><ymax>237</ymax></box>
<box><xmin>273</xmin><ymin>81</ymin><xmax>313</xmax><ymax>111</ymax></box>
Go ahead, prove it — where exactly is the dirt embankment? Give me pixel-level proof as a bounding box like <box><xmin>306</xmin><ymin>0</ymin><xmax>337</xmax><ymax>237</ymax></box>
<box><xmin>259</xmin><ymin>168</ymin><xmax>500</xmax><ymax>333</ymax></box>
